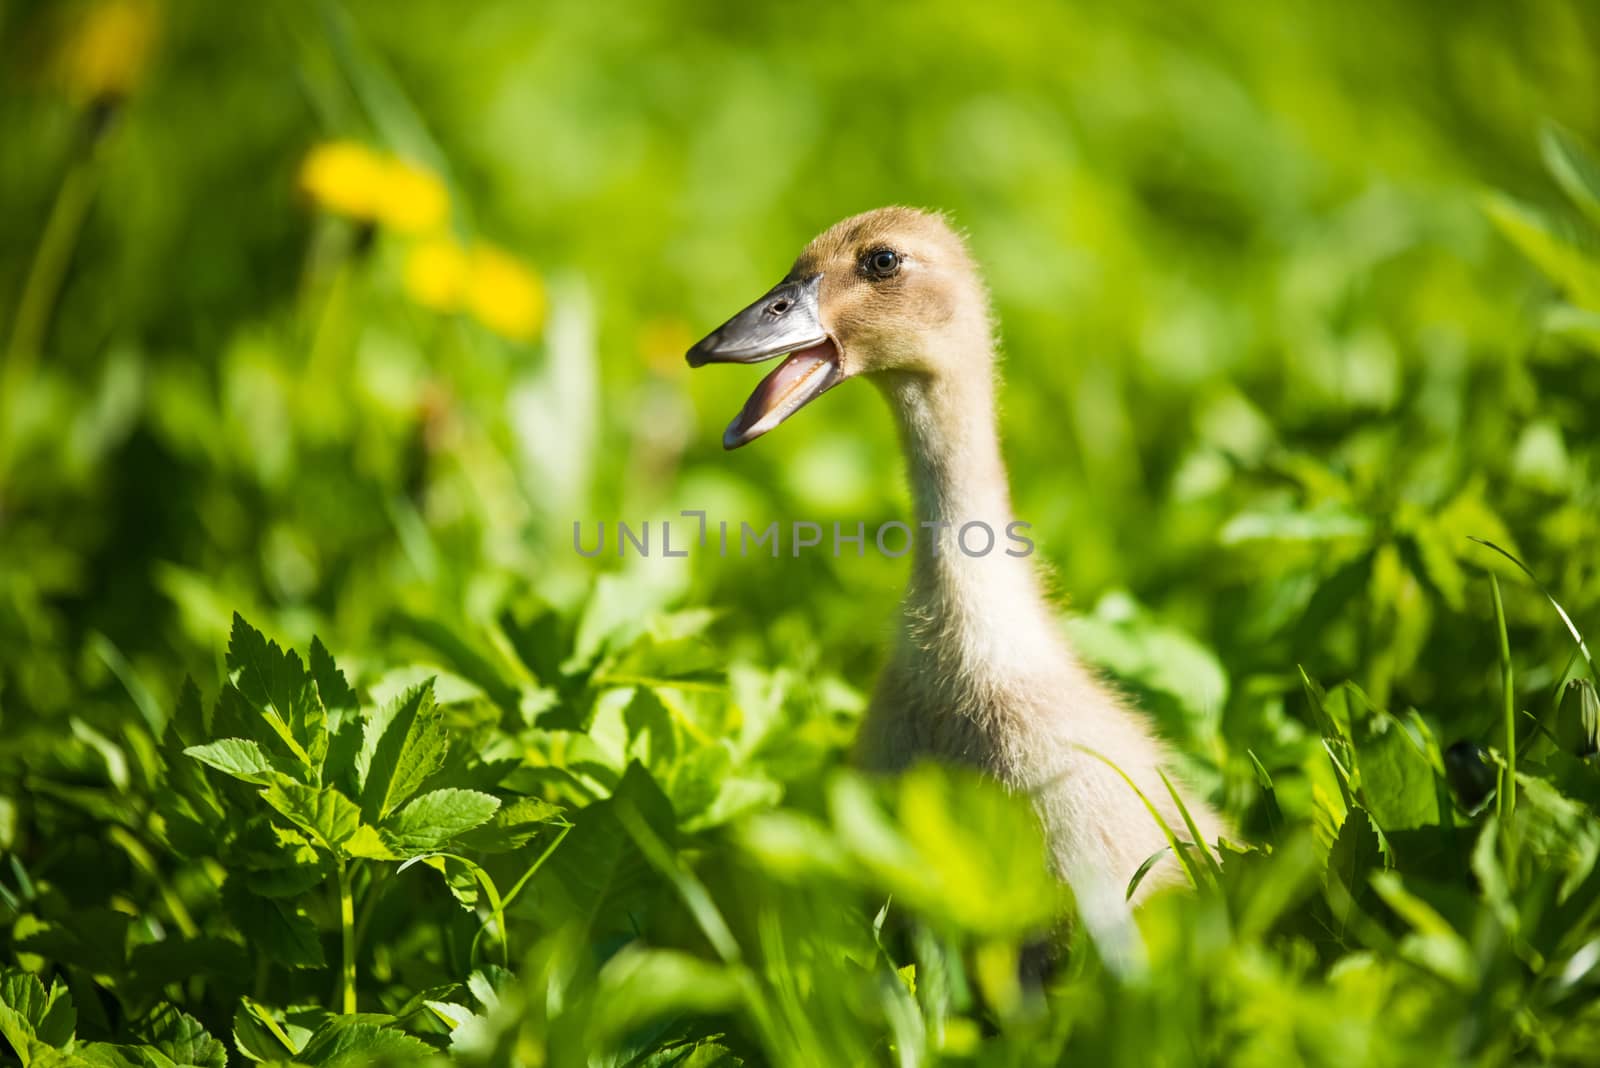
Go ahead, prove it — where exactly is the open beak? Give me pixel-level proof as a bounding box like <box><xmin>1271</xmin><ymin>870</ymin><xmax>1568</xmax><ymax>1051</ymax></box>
<box><xmin>686</xmin><ymin>273</ymin><xmax>844</xmax><ymax>449</ymax></box>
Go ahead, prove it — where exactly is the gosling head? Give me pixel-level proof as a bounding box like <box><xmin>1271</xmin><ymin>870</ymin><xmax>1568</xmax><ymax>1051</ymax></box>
<box><xmin>687</xmin><ymin>206</ymin><xmax>993</xmax><ymax>449</ymax></box>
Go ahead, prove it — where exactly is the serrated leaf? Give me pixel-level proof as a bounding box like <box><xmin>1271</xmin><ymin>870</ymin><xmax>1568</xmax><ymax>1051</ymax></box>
<box><xmin>226</xmin><ymin>613</ymin><xmax>328</xmax><ymax>771</ymax></box>
<box><xmin>310</xmin><ymin>637</ymin><xmax>363</xmax><ymax>793</ymax></box>
<box><xmin>0</xmin><ymin>970</ymin><xmax>76</xmax><ymax>1054</ymax></box>
<box><xmin>184</xmin><ymin>739</ymin><xmax>276</xmax><ymax>785</ymax></box>
<box><xmin>1327</xmin><ymin>807</ymin><xmax>1385</xmax><ymax>929</ymax></box>
<box><xmin>453</xmin><ymin>796</ymin><xmax>565</xmax><ymax>853</ymax></box>
<box><xmin>138</xmin><ymin>1004</ymin><xmax>227</xmax><ymax>1068</ymax></box>
<box><xmin>233</xmin><ymin>997</ymin><xmax>308</xmax><ymax>1063</ymax></box>
<box><xmin>293</xmin><ymin>1019</ymin><xmax>433</xmax><ymax>1068</ymax></box>
<box><xmin>308</xmin><ymin>637</ymin><xmax>357</xmax><ymax>725</ymax></box>
<box><xmin>260</xmin><ymin>782</ymin><xmax>362</xmax><ymax>853</ymax></box>
<box><xmin>358</xmin><ymin>681</ymin><xmax>449</xmax><ymax>822</ymax></box>
<box><xmin>383</xmin><ymin>789</ymin><xmax>501</xmax><ymax>853</ymax></box>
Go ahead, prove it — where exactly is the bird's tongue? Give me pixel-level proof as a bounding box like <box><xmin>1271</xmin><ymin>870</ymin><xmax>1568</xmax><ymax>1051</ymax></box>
<box><xmin>724</xmin><ymin>339</ymin><xmax>840</xmax><ymax>448</ymax></box>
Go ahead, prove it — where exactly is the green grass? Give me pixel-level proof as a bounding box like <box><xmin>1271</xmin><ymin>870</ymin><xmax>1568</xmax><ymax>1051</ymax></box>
<box><xmin>4</xmin><ymin>1</ymin><xmax>1600</xmax><ymax>1065</ymax></box>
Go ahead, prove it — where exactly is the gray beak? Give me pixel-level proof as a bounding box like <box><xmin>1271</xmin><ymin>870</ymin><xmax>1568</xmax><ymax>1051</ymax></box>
<box><xmin>686</xmin><ymin>274</ymin><xmax>826</xmax><ymax>366</ymax></box>
<box><xmin>685</xmin><ymin>272</ymin><xmax>844</xmax><ymax>450</ymax></box>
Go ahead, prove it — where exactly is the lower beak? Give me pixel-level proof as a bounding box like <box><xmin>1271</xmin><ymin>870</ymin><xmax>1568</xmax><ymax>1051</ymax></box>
<box><xmin>686</xmin><ymin>274</ymin><xmax>844</xmax><ymax>449</ymax></box>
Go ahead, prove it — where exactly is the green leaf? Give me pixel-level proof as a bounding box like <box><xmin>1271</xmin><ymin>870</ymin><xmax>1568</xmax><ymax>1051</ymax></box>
<box><xmin>586</xmin><ymin>947</ymin><xmax>744</xmax><ymax>1046</ymax></box>
<box><xmin>1560</xmin><ymin>679</ymin><xmax>1600</xmax><ymax>757</ymax></box>
<box><xmin>1326</xmin><ymin>806</ymin><xmax>1385</xmax><ymax>929</ymax></box>
<box><xmin>1220</xmin><ymin>506</ymin><xmax>1372</xmax><ymax>545</ymax></box>
<box><xmin>1542</xmin><ymin>120</ymin><xmax>1600</xmax><ymax>229</ymax></box>
<box><xmin>453</xmin><ymin>796</ymin><xmax>566</xmax><ymax>853</ymax></box>
<box><xmin>232</xmin><ymin>997</ymin><xmax>309</xmax><ymax>1062</ymax></box>
<box><xmin>1484</xmin><ymin>192</ymin><xmax>1600</xmax><ymax>309</ymax></box>
<box><xmin>423</xmin><ymin>1000</ymin><xmax>477</xmax><ymax>1033</ymax></box>
<box><xmin>831</xmin><ymin>767</ymin><xmax>1063</xmax><ymax>937</ymax></box>
<box><xmin>533</xmin><ymin>763</ymin><xmax>676</xmax><ymax>942</ymax></box>
<box><xmin>184</xmin><ymin>739</ymin><xmax>276</xmax><ymax>785</ymax></box>
<box><xmin>260</xmin><ymin>782</ymin><xmax>362</xmax><ymax>853</ymax></box>
<box><xmin>357</xmin><ymin>681</ymin><xmax>449</xmax><ymax>823</ymax></box>
<box><xmin>292</xmin><ymin>1019</ymin><xmax>434</xmax><ymax>1068</ymax></box>
<box><xmin>1355</xmin><ymin>717</ymin><xmax>1439</xmax><ymax>831</ymax></box>
<box><xmin>137</xmin><ymin>1004</ymin><xmax>227</xmax><ymax>1068</ymax></box>
<box><xmin>165</xmin><ymin>677</ymin><xmax>207</xmax><ymax>750</ymax></box>
<box><xmin>342</xmin><ymin>824</ymin><xmax>402</xmax><ymax>861</ymax></box>
<box><xmin>222</xmin><ymin>881</ymin><xmax>325</xmax><ymax>969</ymax></box>
<box><xmin>623</xmin><ymin>685</ymin><xmax>678</xmax><ymax>768</ymax></box>
<box><xmin>226</xmin><ymin>613</ymin><xmax>328</xmax><ymax>771</ymax></box>
<box><xmin>415</xmin><ymin>855</ymin><xmax>483</xmax><ymax>911</ymax></box>
<box><xmin>308</xmin><ymin>636</ymin><xmax>357</xmax><ymax>724</ymax></box>
<box><xmin>382</xmin><ymin>789</ymin><xmax>501</xmax><ymax>853</ymax></box>
<box><xmin>0</xmin><ymin>970</ymin><xmax>76</xmax><ymax>1056</ymax></box>
<box><xmin>1543</xmin><ymin>301</ymin><xmax>1600</xmax><ymax>346</ymax></box>
<box><xmin>239</xmin><ymin>822</ymin><xmax>329</xmax><ymax>898</ymax></box>
<box><xmin>310</xmin><ymin>637</ymin><xmax>363</xmax><ymax>792</ymax></box>
<box><xmin>1065</xmin><ymin>592</ymin><xmax>1228</xmax><ymax>742</ymax></box>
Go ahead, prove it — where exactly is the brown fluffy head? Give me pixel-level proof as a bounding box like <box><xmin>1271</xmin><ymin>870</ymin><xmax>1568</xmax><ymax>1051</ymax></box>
<box><xmin>686</xmin><ymin>206</ymin><xmax>996</xmax><ymax>448</ymax></box>
<box><xmin>790</xmin><ymin>206</ymin><xmax>994</xmax><ymax>379</ymax></box>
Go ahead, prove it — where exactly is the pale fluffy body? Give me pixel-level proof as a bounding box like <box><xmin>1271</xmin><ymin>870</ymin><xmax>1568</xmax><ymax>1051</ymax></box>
<box><xmin>798</xmin><ymin>208</ymin><xmax>1225</xmax><ymax>903</ymax></box>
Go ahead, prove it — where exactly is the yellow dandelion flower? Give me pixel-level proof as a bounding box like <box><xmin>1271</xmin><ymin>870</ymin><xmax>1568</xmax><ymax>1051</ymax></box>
<box><xmin>403</xmin><ymin>237</ymin><xmax>470</xmax><ymax>312</ymax></box>
<box><xmin>467</xmin><ymin>246</ymin><xmax>544</xmax><ymax>341</ymax></box>
<box><xmin>59</xmin><ymin>0</ymin><xmax>159</xmax><ymax>101</ymax></box>
<box><xmin>299</xmin><ymin>141</ymin><xmax>386</xmax><ymax>220</ymax></box>
<box><xmin>376</xmin><ymin>158</ymin><xmax>450</xmax><ymax>234</ymax></box>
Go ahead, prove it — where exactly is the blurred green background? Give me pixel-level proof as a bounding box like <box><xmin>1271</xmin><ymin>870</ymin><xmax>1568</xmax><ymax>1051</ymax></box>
<box><xmin>5</xmin><ymin>0</ymin><xmax>1598</xmax><ymax>741</ymax></box>
<box><xmin>5</xmin><ymin>0</ymin><xmax>1600</xmax><ymax>1062</ymax></box>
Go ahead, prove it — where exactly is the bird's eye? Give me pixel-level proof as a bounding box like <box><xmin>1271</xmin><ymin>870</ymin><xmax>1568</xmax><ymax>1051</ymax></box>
<box><xmin>863</xmin><ymin>248</ymin><xmax>901</xmax><ymax>278</ymax></box>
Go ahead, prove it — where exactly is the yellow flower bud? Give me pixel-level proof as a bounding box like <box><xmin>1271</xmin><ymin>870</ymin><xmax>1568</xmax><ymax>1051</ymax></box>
<box><xmin>403</xmin><ymin>238</ymin><xmax>470</xmax><ymax>312</ymax></box>
<box><xmin>59</xmin><ymin>0</ymin><xmax>159</xmax><ymax>101</ymax></box>
<box><xmin>377</xmin><ymin>159</ymin><xmax>450</xmax><ymax>234</ymax></box>
<box><xmin>299</xmin><ymin>141</ymin><xmax>386</xmax><ymax>221</ymax></box>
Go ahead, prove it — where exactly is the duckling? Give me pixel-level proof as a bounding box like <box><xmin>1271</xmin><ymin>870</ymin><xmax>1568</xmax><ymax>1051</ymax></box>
<box><xmin>687</xmin><ymin>207</ymin><xmax>1223</xmax><ymax>906</ymax></box>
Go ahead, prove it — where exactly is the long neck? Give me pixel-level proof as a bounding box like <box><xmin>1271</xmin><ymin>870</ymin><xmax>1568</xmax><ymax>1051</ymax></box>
<box><xmin>878</xmin><ymin>365</ymin><xmax>1055</xmax><ymax>671</ymax></box>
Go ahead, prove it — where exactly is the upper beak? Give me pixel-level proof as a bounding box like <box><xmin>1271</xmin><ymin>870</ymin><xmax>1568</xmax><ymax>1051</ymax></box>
<box><xmin>686</xmin><ymin>273</ymin><xmax>845</xmax><ymax>449</ymax></box>
<box><xmin>686</xmin><ymin>274</ymin><xmax>826</xmax><ymax>366</ymax></box>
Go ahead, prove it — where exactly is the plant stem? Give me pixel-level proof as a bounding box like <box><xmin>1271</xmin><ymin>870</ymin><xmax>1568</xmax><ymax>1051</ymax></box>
<box><xmin>3</xmin><ymin>159</ymin><xmax>97</xmax><ymax>385</ymax></box>
<box><xmin>335</xmin><ymin>857</ymin><xmax>357</xmax><ymax>1013</ymax></box>
<box><xmin>352</xmin><ymin>864</ymin><xmax>389</xmax><ymax>960</ymax></box>
<box><xmin>1491</xmin><ymin>575</ymin><xmax>1515</xmax><ymax>826</ymax></box>
<box><xmin>1</xmin><ymin>154</ymin><xmax>99</xmax><ymax>489</ymax></box>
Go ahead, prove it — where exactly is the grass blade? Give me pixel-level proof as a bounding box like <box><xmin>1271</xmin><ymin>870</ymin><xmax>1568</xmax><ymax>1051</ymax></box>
<box><xmin>1469</xmin><ymin>537</ymin><xmax>1594</xmax><ymax>678</ymax></box>
<box><xmin>1490</xmin><ymin>575</ymin><xmax>1515</xmax><ymax>826</ymax></box>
